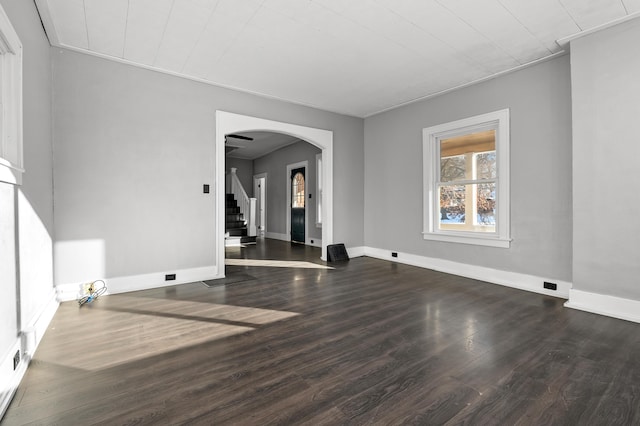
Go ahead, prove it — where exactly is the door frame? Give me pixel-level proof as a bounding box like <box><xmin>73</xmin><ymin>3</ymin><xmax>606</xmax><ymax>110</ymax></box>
<box><xmin>286</xmin><ymin>161</ymin><xmax>308</xmax><ymax>244</ymax></box>
<box><xmin>215</xmin><ymin>111</ymin><xmax>333</xmax><ymax>273</ymax></box>
<box><xmin>253</xmin><ymin>172</ymin><xmax>267</xmax><ymax>237</ymax></box>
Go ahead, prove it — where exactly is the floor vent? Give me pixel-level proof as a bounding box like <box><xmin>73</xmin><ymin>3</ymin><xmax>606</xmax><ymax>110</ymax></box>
<box><xmin>327</xmin><ymin>243</ymin><xmax>349</xmax><ymax>262</ymax></box>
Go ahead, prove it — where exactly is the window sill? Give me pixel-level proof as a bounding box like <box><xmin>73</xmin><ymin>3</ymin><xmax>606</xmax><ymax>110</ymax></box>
<box><xmin>422</xmin><ymin>231</ymin><xmax>511</xmax><ymax>248</ymax></box>
<box><xmin>0</xmin><ymin>158</ymin><xmax>23</xmax><ymax>185</ymax></box>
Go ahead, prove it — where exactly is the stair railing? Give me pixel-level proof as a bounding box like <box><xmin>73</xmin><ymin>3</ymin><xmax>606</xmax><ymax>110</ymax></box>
<box><xmin>229</xmin><ymin>168</ymin><xmax>257</xmax><ymax>237</ymax></box>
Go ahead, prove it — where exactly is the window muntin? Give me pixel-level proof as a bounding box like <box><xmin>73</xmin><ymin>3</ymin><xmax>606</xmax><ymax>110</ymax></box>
<box><xmin>423</xmin><ymin>109</ymin><xmax>510</xmax><ymax>248</ymax></box>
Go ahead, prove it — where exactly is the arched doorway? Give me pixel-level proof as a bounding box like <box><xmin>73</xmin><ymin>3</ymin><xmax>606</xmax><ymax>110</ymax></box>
<box><xmin>215</xmin><ymin>111</ymin><xmax>334</xmax><ymax>275</ymax></box>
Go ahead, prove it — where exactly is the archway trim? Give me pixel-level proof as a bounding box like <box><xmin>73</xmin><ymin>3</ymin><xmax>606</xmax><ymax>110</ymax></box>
<box><xmin>215</xmin><ymin>111</ymin><xmax>334</xmax><ymax>272</ymax></box>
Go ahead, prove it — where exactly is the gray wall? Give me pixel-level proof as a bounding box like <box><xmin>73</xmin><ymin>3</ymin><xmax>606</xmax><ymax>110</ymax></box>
<box><xmin>571</xmin><ymin>18</ymin><xmax>640</xmax><ymax>301</ymax></box>
<box><xmin>226</xmin><ymin>157</ymin><xmax>254</xmax><ymax>197</ymax></box>
<box><xmin>0</xmin><ymin>0</ymin><xmax>53</xmax><ymax>379</ymax></box>
<box><xmin>6</xmin><ymin>0</ymin><xmax>55</xmax><ymax>328</ymax></box>
<box><xmin>364</xmin><ymin>55</ymin><xmax>573</xmax><ymax>281</ymax></box>
<box><xmin>53</xmin><ymin>49</ymin><xmax>364</xmax><ymax>284</ymax></box>
<box><xmin>254</xmin><ymin>140</ymin><xmax>322</xmax><ymax>240</ymax></box>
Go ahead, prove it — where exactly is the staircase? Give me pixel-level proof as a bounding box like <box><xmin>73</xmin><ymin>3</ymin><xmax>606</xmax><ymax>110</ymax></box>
<box><xmin>226</xmin><ymin>193</ymin><xmax>257</xmax><ymax>246</ymax></box>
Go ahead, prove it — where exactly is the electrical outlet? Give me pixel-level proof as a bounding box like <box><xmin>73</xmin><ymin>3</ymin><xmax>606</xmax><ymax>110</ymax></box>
<box><xmin>391</xmin><ymin>252</ymin><xmax>398</xmax><ymax>258</ymax></box>
<box><xmin>165</xmin><ymin>274</ymin><xmax>176</xmax><ymax>281</ymax></box>
<box><xmin>543</xmin><ymin>281</ymin><xmax>557</xmax><ymax>291</ymax></box>
<box><xmin>13</xmin><ymin>350</ymin><xmax>20</xmax><ymax>370</ymax></box>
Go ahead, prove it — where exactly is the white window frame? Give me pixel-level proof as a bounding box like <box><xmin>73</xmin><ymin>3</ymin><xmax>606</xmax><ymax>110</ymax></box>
<box><xmin>316</xmin><ymin>153</ymin><xmax>322</xmax><ymax>227</ymax></box>
<box><xmin>423</xmin><ymin>109</ymin><xmax>511</xmax><ymax>248</ymax></box>
<box><xmin>0</xmin><ymin>4</ymin><xmax>22</xmax><ymax>186</ymax></box>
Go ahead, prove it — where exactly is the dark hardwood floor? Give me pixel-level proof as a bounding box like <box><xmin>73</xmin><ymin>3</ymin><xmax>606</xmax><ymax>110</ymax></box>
<box><xmin>4</xmin><ymin>239</ymin><xmax>640</xmax><ymax>425</ymax></box>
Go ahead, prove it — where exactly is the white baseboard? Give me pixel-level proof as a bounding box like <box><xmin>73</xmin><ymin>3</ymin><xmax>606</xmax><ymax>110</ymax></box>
<box><xmin>1</xmin><ymin>291</ymin><xmax>59</xmax><ymax>419</ymax></box>
<box><xmin>347</xmin><ymin>246</ymin><xmax>366</xmax><ymax>258</ymax></box>
<box><xmin>265</xmin><ymin>232</ymin><xmax>289</xmax><ymax>242</ymax></box>
<box><xmin>56</xmin><ymin>265</ymin><xmax>220</xmax><ymax>302</ymax></box>
<box><xmin>363</xmin><ymin>246</ymin><xmax>571</xmax><ymax>299</ymax></box>
<box><xmin>22</xmin><ymin>291</ymin><xmax>59</xmax><ymax>357</ymax></box>
<box><xmin>565</xmin><ymin>289</ymin><xmax>640</xmax><ymax>324</ymax></box>
<box><xmin>306</xmin><ymin>238</ymin><xmax>322</xmax><ymax>248</ymax></box>
<box><xmin>0</xmin><ymin>339</ymin><xmax>26</xmax><ymax>420</ymax></box>
<box><xmin>265</xmin><ymin>232</ymin><xmax>321</xmax><ymax>248</ymax></box>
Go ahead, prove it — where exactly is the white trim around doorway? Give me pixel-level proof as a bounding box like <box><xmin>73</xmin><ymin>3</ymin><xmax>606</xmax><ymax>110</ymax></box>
<box><xmin>253</xmin><ymin>172</ymin><xmax>267</xmax><ymax>238</ymax></box>
<box><xmin>215</xmin><ymin>111</ymin><xmax>334</xmax><ymax>275</ymax></box>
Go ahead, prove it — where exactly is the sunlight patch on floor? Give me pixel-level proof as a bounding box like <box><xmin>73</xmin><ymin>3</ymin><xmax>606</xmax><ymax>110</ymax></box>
<box><xmin>105</xmin><ymin>295</ymin><xmax>300</xmax><ymax>325</ymax></box>
<box><xmin>226</xmin><ymin>258</ymin><xmax>334</xmax><ymax>269</ymax></box>
<box><xmin>36</xmin><ymin>299</ymin><xmax>299</xmax><ymax>371</ymax></box>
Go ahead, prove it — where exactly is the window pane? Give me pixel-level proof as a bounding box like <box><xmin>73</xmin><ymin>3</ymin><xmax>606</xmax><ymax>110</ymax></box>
<box><xmin>440</xmin><ymin>130</ymin><xmax>495</xmax><ymax>182</ymax></box>
<box><xmin>476</xmin><ymin>182</ymin><xmax>496</xmax><ymax>226</ymax></box>
<box><xmin>439</xmin><ymin>183</ymin><xmax>496</xmax><ymax>231</ymax></box>
<box><xmin>439</xmin><ymin>185</ymin><xmax>466</xmax><ymax>225</ymax></box>
<box><xmin>440</xmin><ymin>155</ymin><xmax>466</xmax><ymax>182</ymax></box>
<box><xmin>476</xmin><ymin>151</ymin><xmax>496</xmax><ymax>180</ymax></box>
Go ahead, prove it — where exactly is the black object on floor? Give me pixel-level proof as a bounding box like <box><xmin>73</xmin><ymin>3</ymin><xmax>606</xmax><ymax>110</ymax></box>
<box><xmin>202</xmin><ymin>273</ymin><xmax>256</xmax><ymax>288</ymax></box>
<box><xmin>327</xmin><ymin>243</ymin><xmax>349</xmax><ymax>262</ymax></box>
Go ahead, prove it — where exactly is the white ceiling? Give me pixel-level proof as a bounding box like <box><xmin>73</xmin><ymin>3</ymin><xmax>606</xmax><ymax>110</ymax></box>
<box><xmin>225</xmin><ymin>131</ymin><xmax>302</xmax><ymax>159</ymax></box>
<box><xmin>35</xmin><ymin>0</ymin><xmax>640</xmax><ymax>117</ymax></box>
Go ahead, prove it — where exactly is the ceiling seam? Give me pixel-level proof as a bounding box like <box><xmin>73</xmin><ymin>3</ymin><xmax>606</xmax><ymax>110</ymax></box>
<box><xmin>152</xmin><ymin>0</ymin><xmax>176</xmax><ymax>67</ymax></box>
<box><xmin>179</xmin><ymin>0</ymin><xmax>221</xmax><ymax>74</ymax></box>
<box><xmin>433</xmin><ymin>0</ymin><xmax>522</xmax><ymax>66</ymax></box>
<box><xmin>206</xmin><ymin>0</ymin><xmax>267</xmax><ymax>81</ymax></box>
<box><xmin>121</xmin><ymin>0</ymin><xmax>130</xmax><ymax>59</ymax></box>
<box><xmin>371</xmin><ymin>0</ymin><xmax>510</xmax><ymax>74</ymax></box>
<box><xmin>621</xmin><ymin>0</ymin><xmax>629</xmax><ymax>14</ymax></box>
<box><xmin>83</xmin><ymin>0</ymin><xmax>90</xmax><ymax>50</ymax></box>
<box><xmin>372</xmin><ymin>1</ymin><xmax>487</xmax><ymax>76</ymax></box>
<box><xmin>557</xmin><ymin>0</ymin><xmax>583</xmax><ymax>31</ymax></box>
<box><xmin>307</xmin><ymin>0</ymin><xmax>485</xmax><ymax>84</ymax></box>
<box><xmin>496</xmin><ymin>0</ymin><xmax>555</xmax><ymax>56</ymax></box>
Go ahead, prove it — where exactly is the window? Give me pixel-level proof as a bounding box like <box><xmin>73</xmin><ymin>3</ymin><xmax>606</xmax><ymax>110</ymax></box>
<box><xmin>0</xmin><ymin>4</ymin><xmax>23</xmax><ymax>185</ymax></box>
<box><xmin>292</xmin><ymin>172</ymin><xmax>305</xmax><ymax>208</ymax></box>
<box><xmin>316</xmin><ymin>153</ymin><xmax>322</xmax><ymax>227</ymax></box>
<box><xmin>423</xmin><ymin>109</ymin><xmax>510</xmax><ymax>248</ymax></box>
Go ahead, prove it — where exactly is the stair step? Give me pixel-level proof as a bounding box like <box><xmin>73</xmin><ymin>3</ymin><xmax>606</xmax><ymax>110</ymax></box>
<box><xmin>240</xmin><ymin>235</ymin><xmax>257</xmax><ymax>244</ymax></box>
<box><xmin>225</xmin><ymin>220</ymin><xmax>245</xmax><ymax>228</ymax></box>
<box><xmin>227</xmin><ymin>227</ymin><xmax>247</xmax><ymax>237</ymax></box>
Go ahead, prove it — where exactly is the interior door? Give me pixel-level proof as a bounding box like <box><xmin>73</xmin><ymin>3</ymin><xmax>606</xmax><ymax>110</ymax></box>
<box><xmin>254</xmin><ymin>176</ymin><xmax>266</xmax><ymax>237</ymax></box>
<box><xmin>290</xmin><ymin>167</ymin><xmax>305</xmax><ymax>243</ymax></box>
